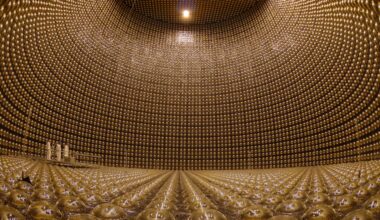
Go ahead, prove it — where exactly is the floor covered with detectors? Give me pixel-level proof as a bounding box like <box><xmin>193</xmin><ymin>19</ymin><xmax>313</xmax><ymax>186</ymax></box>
<box><xmin>0</xmin><ymin>156</ymin><xmax>380</xmax><ymax>219</ymax></box>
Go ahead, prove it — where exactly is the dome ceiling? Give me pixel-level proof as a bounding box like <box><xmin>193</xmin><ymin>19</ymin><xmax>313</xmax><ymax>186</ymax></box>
<box><xmin>124</xmin><ymin>0</ymin><xmax>259</xmax><ymax>24</ymax></box>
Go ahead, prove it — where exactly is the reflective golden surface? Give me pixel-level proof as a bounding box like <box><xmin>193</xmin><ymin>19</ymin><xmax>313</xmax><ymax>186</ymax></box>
<box><xmin>0</xmin><ymin>156</ymin><xmax>379</xmax><ymax>219</ymax></box>
<box><xmin>341</xmin><ymin>209</ymin><xmax>374</xmax><ymax>220</ymax></box>
<box><xmin>1</xmin><ymin>0</ymin><xmax>379</xmax><ymax>211</ymax></box>
<box><xmin>27</xmin><ymin>200</ymin><xmax>62</xmax><ymax>220</ymax></box>
<box><xmin>188</xmin><ymin>209</ymin><xmax>227</xmax><ymax>220</ymax></box>
<box><xmin>0</xmin><ymin>205</ymin><xmax>25</xmax><ymax>220</ymax></box>
<box><xmin>1</xmin><ymin>0</ymin><xmax>379</xmax><ymax>170</ymax></box>
<box><xmin>91</xmin><ymin>203</ymin><xmax>128</xmax><ymax>219</ymax></box>
<box><xmin>302</xmin><ymin>204</ymin><xmax>336</xmax><ymax>220</ymax></box>
<box><xmin>241</xmin><ymin>205</ymin><xmax>273</xmax><ymax>219</ymax></box>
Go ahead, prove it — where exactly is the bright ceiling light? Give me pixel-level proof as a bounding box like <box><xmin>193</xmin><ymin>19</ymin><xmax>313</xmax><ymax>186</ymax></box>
<box><xmin>182</xmin><ymin>10</ymin><xmax>190</xmax><ymax>18</ymax></box>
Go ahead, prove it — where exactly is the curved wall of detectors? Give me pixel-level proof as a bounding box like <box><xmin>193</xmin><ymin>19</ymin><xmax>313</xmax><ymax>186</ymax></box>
<box><xmin>1</xmin><ymin>0</ymin><xmax>379</xmax><ymax>169</ymax></box>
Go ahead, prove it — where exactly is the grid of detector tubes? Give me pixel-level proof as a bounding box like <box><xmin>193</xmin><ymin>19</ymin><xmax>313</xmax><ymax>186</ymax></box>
<box><xmin>124</xmin><ymin>0</ymin><xmax>259</xmax><ymax>24</ymax></box>
<box><xmin>0</xmin><ymin>0</ymin><xmax>379</xmax><ymax>169</ymax></box>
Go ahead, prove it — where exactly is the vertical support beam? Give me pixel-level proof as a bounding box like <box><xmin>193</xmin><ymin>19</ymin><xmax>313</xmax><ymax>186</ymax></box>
<box><xmin>56</xmin><ymin>143</ymin><xmax>62</xmax><ymax>162</ymax></box>
<box><xmin>46</xmin><ymin>141</ymin><xmax>52</xmax><ymax>160</ymax></box>
<box><xmin>64</xmin><ymin>144</ymin><xmax>69</xmax><ymax>158</ymax></box>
